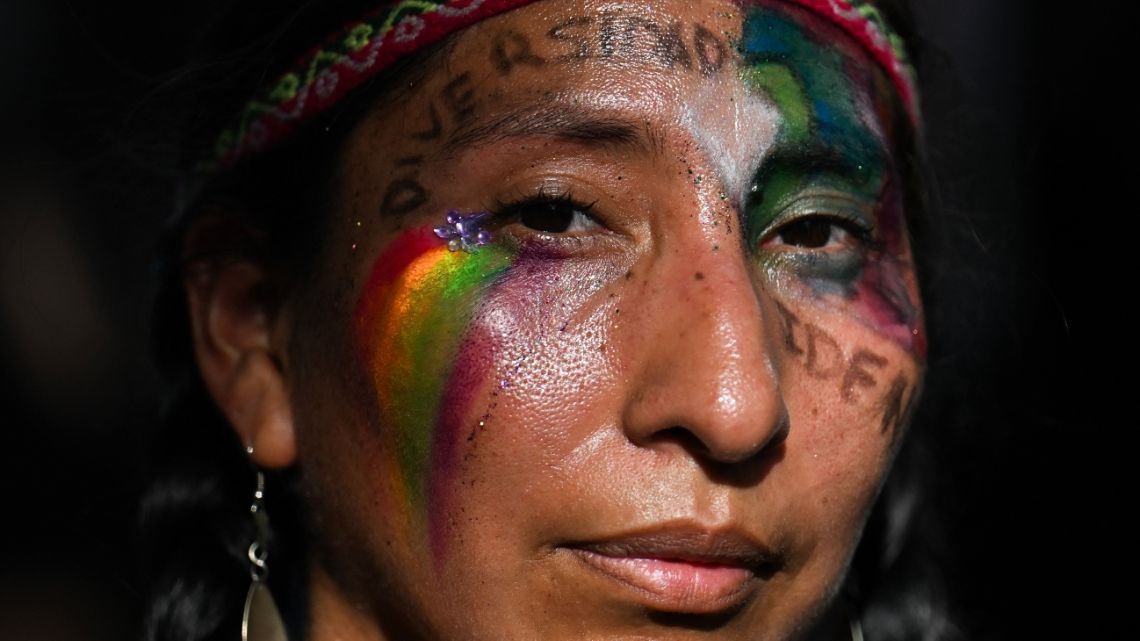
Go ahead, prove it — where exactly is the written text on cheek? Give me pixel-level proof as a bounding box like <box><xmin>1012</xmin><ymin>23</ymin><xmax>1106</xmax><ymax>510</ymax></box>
<box><xmin>775</xmin><ymin>302</ymin><xmax>912</xmax><ymax>443</ymax></box>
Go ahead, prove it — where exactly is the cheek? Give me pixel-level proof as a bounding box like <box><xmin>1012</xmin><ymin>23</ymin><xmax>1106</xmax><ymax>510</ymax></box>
<box><xmin>356</xmin><ymin>229</ymin><xmax>627</xmax><ymax>562</ymax></box>
<box><xmin>759</xmin><ymin>301</ymin><xmax>919</xmax><ymax>591</ymax></box>
<box><xmin>354</xmin><ymin>227</ymin><xmax>513</xmax><ymax>539</ymax></box>
<box><xmin>429</xmin><ymin>251</ymin><xmax>628</xmax><ymax>546</ymax></box>
<box><xmin>765</xmin><ymin>290</ymin><xmax>920</xmax><ymax>518</ymax></box>
<box><xmin>772</xmin><ymin>297</ymin><xmax>919</xmax><ymax>454</ymax></box>
<box><xmin>847</xmin><ymin>185</ymin><xmax>926</xmax><ymax>356</ymax></box>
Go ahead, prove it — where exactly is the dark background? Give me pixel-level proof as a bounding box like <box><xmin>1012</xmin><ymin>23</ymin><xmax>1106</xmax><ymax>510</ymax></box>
<box><xmin>0</xmin><ymin>1</ymin><xmax>1126</xmax><ymax>639</ymax></box>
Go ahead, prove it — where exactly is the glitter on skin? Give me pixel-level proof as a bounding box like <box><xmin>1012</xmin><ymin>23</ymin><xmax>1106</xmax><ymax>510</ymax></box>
<box><xmin>679</xmin><ymin>75</ymin><xmax>780</xmax><ymax>208</ymax></box>
<box><xmin>355</xmin><ymin>226</ymin><xmax>513</xmax><ymax>518</ymax></box>
<box><xmin>434</xmin><ymin>209</ymin><xmax>494</xmax><ymax>253</ymax></box>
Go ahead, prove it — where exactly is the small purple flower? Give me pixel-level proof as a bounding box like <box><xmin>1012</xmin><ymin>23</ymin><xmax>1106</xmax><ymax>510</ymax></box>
<box><xmin>434</xmin><ymin>209</ymin><xmax>493</xmax><ymax>253</ymax></box>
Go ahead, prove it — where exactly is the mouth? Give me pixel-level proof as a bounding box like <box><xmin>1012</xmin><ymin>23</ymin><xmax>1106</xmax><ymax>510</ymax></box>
<box><xmin>562</xmin><ymin>524</ymin><xmax>778</xmax><ymax>615</ymax></box>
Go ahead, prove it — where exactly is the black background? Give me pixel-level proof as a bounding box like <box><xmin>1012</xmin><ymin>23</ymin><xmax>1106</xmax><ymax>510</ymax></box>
<box><xmin>0</xmin><ymin>1</ymin><xmax>1127</xmax><ymax>639</ymax></box>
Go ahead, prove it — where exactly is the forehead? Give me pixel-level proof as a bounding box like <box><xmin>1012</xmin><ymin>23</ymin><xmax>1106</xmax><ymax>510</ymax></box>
<box><xmin>356</xmin><ymin>0</ymin><xmax>902</xmax><ymax>202</ymax></box>
<box><xmin>431</xmin><ymin>0</ymin><xmax>894</xmax><ymax>142</ymax></box>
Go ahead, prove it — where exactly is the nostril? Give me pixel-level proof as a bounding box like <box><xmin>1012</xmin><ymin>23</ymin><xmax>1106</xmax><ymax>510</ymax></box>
<box><xmin>644</xmin><ymin>426</ymin><xmax>712</xmax><ymax>454</ymax></box>
<box><xmin>636</xmin><ymin>423</ymin><xmax>787</xmax><ymax>487</ymax></box>
<box><xmin>639</xmin><ymin>415</ymin><xmax>789</xmax><ymax>466</ymax></box>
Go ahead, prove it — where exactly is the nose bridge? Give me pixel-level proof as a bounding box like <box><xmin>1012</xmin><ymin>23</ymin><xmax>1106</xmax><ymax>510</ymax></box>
<box><xmin>621</xmin><ymin>205</ymin><xmax>788</xmax><ymax>464</ymax></box>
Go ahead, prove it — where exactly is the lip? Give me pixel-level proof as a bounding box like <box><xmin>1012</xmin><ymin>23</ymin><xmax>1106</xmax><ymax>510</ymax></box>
<box><xmin>563</xmin><ymin>524</ymin><xmax>776</xmax><ymax>614</ymax></box>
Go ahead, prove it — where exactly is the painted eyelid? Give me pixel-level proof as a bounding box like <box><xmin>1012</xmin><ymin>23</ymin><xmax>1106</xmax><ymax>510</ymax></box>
<box><xmin>758</xmin><ymin>192</ymin><xmax>874</xmax><ymax>243</ymax></box>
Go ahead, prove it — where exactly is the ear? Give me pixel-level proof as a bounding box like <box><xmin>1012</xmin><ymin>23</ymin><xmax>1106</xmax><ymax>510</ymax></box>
<box><xmin>183</xmin><ymin>214</ymin><xmax>297</xmax><ymax>469</ymax></box>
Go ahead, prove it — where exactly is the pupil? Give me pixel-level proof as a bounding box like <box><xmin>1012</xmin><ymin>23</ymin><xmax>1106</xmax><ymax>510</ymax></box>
<box><xmin>521</xmin><ymin>203</ymin><xmax>573</xmax><ymax>233</ymax></box>
<box><xmin>781</xmin><ymin>219</ymin><xmax>832</xmax><ymax>248</ymax></box>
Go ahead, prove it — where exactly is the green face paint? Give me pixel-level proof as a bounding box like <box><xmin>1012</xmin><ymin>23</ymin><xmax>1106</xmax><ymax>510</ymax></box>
<box><xmin>355</xmin><ymin>226</ymin><xmax>514</xmax><ymax>519</ymax></box>
<box><xmin>740</xmin><ymin>5</ymin><xmax>885</xmax><ymax>246</ymax></box>
<box><xmin>738</xmin><ymin>4</ymin><xmax>922</xmax><ymax>353</ymax></box>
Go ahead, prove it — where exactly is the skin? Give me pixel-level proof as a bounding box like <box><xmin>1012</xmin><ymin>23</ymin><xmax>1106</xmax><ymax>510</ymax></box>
<box><xmin>187</xmin><ymin>1</ymin><xmax>925</xmax><ymax>640</ymax></box>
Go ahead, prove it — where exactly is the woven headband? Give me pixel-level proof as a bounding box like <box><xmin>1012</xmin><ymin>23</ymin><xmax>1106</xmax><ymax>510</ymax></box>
<box><xmin>205</xmin><ymin>0</ymin><xmax>918</xmax><ymax>172</ymax></box>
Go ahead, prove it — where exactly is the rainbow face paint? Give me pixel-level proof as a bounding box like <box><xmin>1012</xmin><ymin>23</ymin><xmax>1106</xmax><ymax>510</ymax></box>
<box><xmin>738</xmin><ymin>4</ymin><xmax>923</xmax><ymax>354</ymax></box>
<box><xmin>355</xmin><ymin>225</ymin><xmax>514</xmax><ymax>548</ymax></box>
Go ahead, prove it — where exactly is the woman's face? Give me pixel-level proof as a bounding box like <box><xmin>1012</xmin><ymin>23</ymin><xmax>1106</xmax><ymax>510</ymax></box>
<box><xmin>286</xmin><ymin>0</ymin><xmax>924</xmax><ymax>639</ymax></box>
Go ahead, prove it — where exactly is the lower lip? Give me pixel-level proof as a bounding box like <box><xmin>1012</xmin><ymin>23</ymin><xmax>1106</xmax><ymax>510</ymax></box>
<box><xmin>569</xmin><ymin>549</ymin><xmax>757</xmax><ymax>613</ymax></box>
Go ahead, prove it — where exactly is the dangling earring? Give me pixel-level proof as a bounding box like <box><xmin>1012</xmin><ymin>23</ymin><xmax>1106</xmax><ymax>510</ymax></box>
<box><xmin>242</xmin><ymin>463</ymin><xmax>288</xmax><ymax>641</ymax></box>
<box><xmin>842</xmin><ymin>574</ymin><xmax>865</xmax><ymax>641</ymax></box>
<box><xmin>848</xmin><ymin>612</ymin><xmax>865</xmax><ymax>641</ymax></box>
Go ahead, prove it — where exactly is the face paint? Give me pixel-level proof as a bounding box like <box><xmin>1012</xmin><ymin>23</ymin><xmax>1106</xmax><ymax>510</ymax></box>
<box><xmin>737</xmin><ymin>4</ymin><xmax>923</xmax><ymax>355</ymax></box>
<box><xmin>355</xmin><ymin>225</ymin><xmax>514</xmax><ymax>542</ymax></box>
<box><xmin>679</xmin><ymin>72</ymin><xmax>780</xmax><ymax>207</ymax></box>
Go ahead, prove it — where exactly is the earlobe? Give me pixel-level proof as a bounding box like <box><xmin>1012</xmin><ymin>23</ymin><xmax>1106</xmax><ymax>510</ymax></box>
<box><xmin>183</xmin><ymin>219</ymin><xmax>298</xmax><ymax>470</ymax></box>
<box><xmin>228</xmin><ymin>350</ymin><xmax>297</xmax><ymax>469</ymax></box>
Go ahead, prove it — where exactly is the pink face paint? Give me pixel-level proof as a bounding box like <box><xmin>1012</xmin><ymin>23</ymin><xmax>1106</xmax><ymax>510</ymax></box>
<box><xmin>847</xmin><ymin>180</ymin><xmax>925</xmax><ymax>356</ymax></box>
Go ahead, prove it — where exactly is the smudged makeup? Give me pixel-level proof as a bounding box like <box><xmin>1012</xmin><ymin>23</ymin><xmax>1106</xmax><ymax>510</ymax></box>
<box><xmin>738</xmin><ymin>5</ymin><xmax>924</xmax><ymax>354</ymax></box>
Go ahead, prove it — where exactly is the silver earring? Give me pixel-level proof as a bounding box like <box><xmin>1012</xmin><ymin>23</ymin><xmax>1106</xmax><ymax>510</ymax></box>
<box><xmin>848</xmin><ymin>602</ymin><xmax>861</xmax><ymax>638</ymax></box>
<box><xmin>241</xmin><ymin>469</ymin><xmax>288</xmax><ymax>641</ymax></box>
<box><xmin>848</xmin><ymin>612</ymin><xmax>865</xmax><ymax>641</ymax></box>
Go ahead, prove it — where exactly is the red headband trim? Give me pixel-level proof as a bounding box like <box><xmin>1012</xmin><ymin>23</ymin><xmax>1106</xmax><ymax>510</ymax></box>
<box><xmin>202</xmin><ymin>0</ymin><xmax>918</xmax><ymax>172</ymax></box>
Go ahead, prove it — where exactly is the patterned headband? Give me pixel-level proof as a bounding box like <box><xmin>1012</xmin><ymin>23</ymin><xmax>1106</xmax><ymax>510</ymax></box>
<box><xmin>203</xmin><ymin>0</ymin><xmax>918</xmax><ymax>172</ymax></box>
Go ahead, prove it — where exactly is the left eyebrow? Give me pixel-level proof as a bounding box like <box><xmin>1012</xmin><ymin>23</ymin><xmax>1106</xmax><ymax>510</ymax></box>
<box><xmin>762</xmin><ymin>140</ymin><xmax>882</xmax><ymax>179</ymax></box>
<box><xmin>440</xmin><ymin>103</ymin><xmax>661</xmax><ymax>158</ymax></box>
<box><xmin>757</xmin><ymin>118</ymin><xmax>892</xmax><ymax>184</ymax></box>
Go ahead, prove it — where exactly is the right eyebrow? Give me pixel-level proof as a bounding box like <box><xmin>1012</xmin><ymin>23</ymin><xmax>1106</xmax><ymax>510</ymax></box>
<box><xmin>439</xmin><ymin>102</ymin><xmax>662</xmax><ymax>159</ymax></box>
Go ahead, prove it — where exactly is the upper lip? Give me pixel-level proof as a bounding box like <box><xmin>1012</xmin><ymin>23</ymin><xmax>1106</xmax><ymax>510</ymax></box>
<box><xmin>565</xmin><ymin>522</ymin><xmax>776</xmax><ymax>569</ymax></box>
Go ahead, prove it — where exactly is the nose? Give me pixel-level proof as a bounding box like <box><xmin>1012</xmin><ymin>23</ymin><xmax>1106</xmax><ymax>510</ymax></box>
<box><xmin>620</xmin><ymin>214</ymin><xmax>789</xmax><ymax>466</ymax></box>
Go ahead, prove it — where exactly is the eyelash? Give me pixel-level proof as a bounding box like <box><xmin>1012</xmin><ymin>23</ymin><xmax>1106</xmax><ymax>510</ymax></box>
<box><xmin>489</xmin><ymin>189</ymin><xmax>601</xmax><ymax>236</ymax></box>
<box><xmin>772</xmin><ymin>212</ymin><xmax>871</xmax><ymax>243</ymax></box>
<box><xmin>484</xmin><ymin>189</ymin><xmax>878</xmax><ymax>261</ymax></box>
<box><xmin>754</xmin><ymin>188</ymin><xmax>879</xmax><ymax>254</ymax></box>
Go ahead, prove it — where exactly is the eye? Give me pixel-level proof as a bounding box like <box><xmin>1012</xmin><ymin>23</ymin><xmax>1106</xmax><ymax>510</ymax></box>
<box><xmin>762</xmin><ymin>215</ymin><xmax>869</xmax><ymax>252</ymax></box>
<box><xmin>495</xmin><ymin>192</ymin><xmax>601</xmax><ymax>235</ymax></box>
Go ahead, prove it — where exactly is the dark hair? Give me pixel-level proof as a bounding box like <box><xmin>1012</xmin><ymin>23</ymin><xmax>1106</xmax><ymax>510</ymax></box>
<box><xmin>140</xmin><ymin>2</ymin><xmax>962</xmax><ymax>640</ymax></box>
<box><xmin>141</xmin><ymin>3</ymin><xmax>451</xmax><ymax>639</ymax></box>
